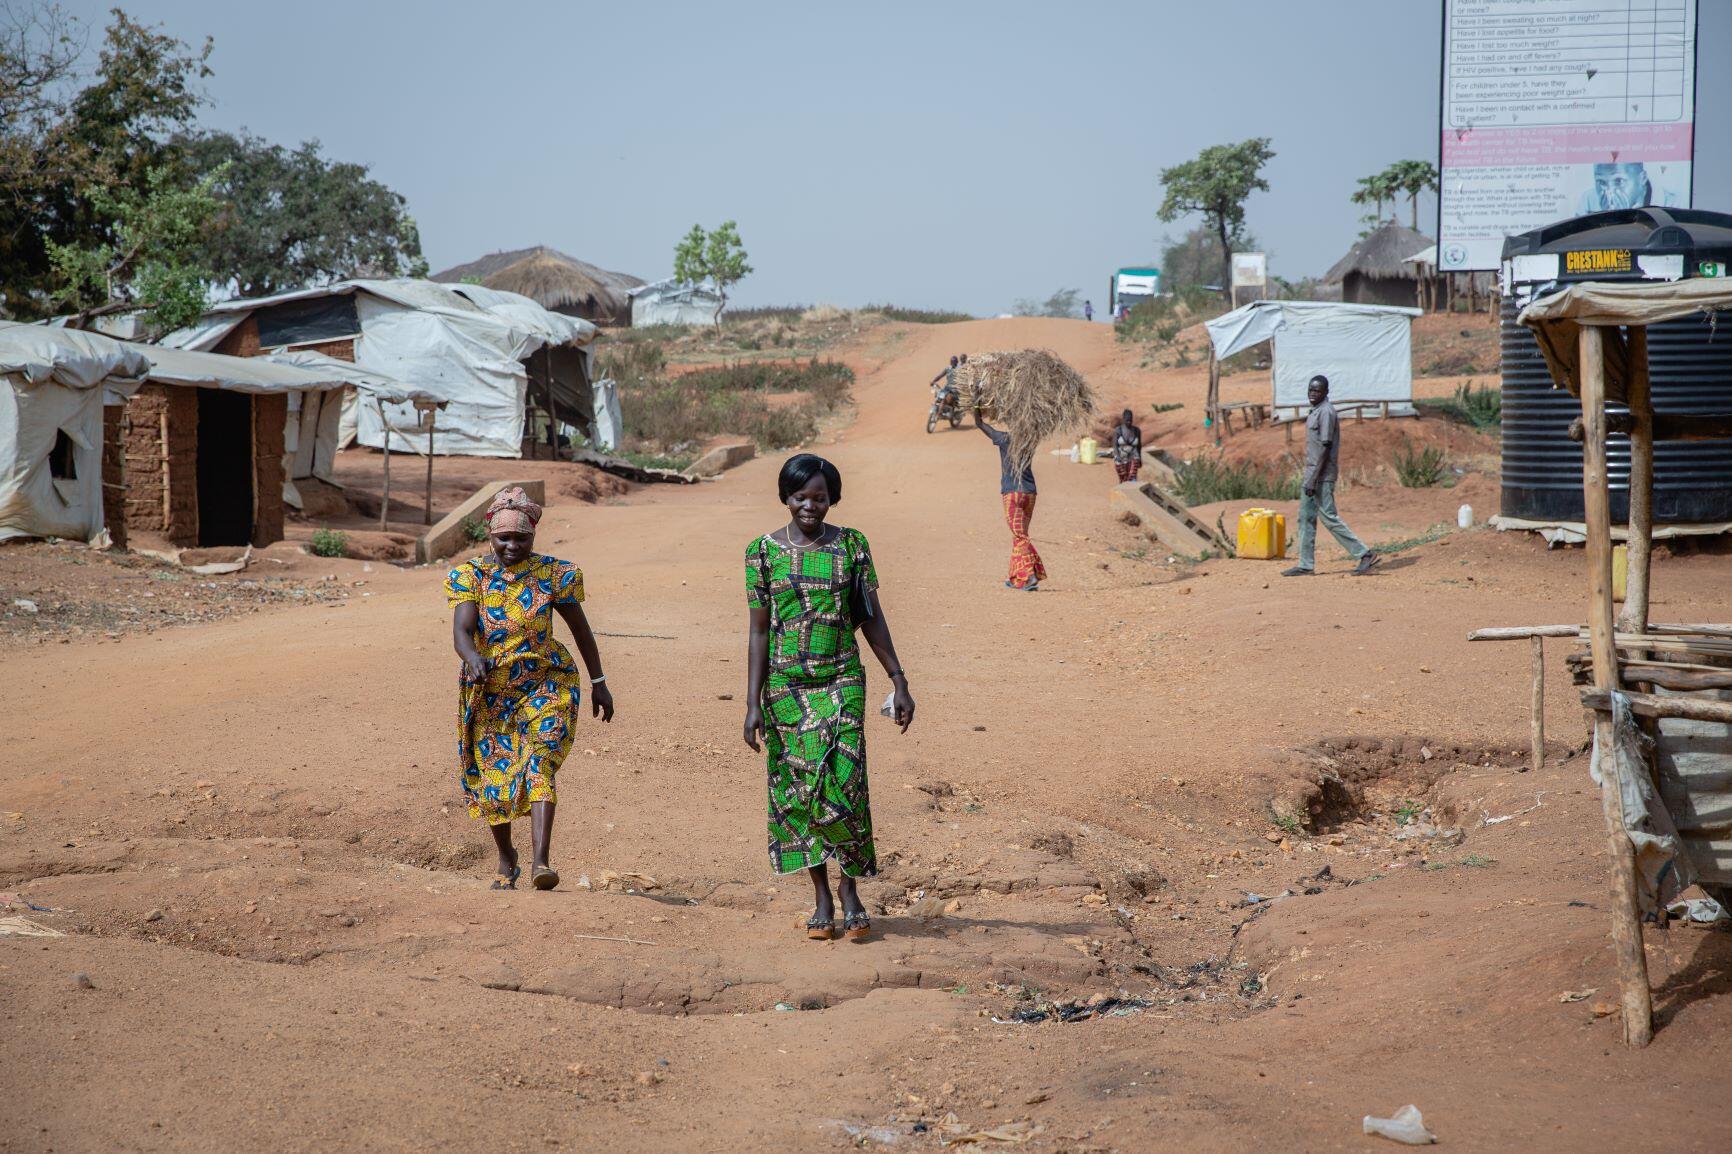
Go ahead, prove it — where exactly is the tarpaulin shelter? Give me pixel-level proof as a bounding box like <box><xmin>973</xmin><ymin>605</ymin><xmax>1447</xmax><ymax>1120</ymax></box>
<box><xmin>1202</xmin><ymin>300</ymin><xmax>1420</xmax><ymax>431</ymax></box>
<box><xmin>111</xmin><ymin>342</ymin><xmax>400</xmax><ymax>548</ymax></box>
<box><xmin>628</xmin><ymin>278</ymin><xmax>723</xmax><ymax>327</ymax></box>
<box><xmin>1465</xmin><ymin>277</ymin><xmax>1732</xmax><ymax>1049</ymax></box>
<box><xmin>0</xmin><ymin>322</ymin><xmax>150</xmax><ymax>545</ymax></box>
<box><xmin>162</xmin><ymin>279</ymin><xmax>598</xmax><ymax>459</ymax></box>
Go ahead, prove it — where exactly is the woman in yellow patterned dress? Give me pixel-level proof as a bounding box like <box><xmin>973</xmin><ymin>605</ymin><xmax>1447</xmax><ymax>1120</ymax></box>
<box><xmin>447</xmin><ymin>487</ymin><xmax>614</xmax><ymax>890</ymax></box>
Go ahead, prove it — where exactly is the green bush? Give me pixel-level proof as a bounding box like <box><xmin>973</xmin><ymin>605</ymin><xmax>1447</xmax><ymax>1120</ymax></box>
<box><xmin>309</xmin><ymin>527</ymin><xmax>347</xmax><ymax>557</ymax></box>
<box><xmin>461</xmin><ymin>517</ymin><xmax>488</xmax><ymax>543</ymax></box>
<box><xmin>1392</xmin><ymin>438</ymin><xmax>1448</xmax><ymax>487</ymax></box>
<box><xmin>1174</xmin><ymin>452</ymin><xmax>1301</xmax><ymax>505</ymax></box>
<box><xmin>1416</xmin><ymin>381</ymin><xmax>1501</xmax><ymax>432</ymax></box>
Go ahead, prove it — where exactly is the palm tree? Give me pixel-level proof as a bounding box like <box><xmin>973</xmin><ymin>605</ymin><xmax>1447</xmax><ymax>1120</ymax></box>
<box><xmin>1385</xmin><ymin>160</ymin><xmax>1440</xmax><ymax>232</ymax></box>
<box><xmin>1350</xmin><ymin>172</ymin><xmax>1397</xmax><ymax>224</ymax></box>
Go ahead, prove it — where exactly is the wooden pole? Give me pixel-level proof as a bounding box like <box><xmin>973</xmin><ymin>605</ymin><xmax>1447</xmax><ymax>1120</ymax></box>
<box><xmin>378</xmin><ymin>398</ymin><xmax>391</xmax><ymax>532</ymax></box>
<box><xmin>1530</xmin><ymin>634</ymin><xmax>1545</xmax><ymax>773</ymax></box>
<box><xmin>1620</xmin><ymin>326</ymin><xmax>1654</xmax><ymax>634</ymax></box>
<box><xmin>1207</xmin><ymin>346</ymin><xmax>1221</xmax><ymax>446</ymax></box>
<box><xmin>424</xmin><ymin>408</ymin><xmax>436</xmax><ymax>527</ymax></box>
<box><xmin>1580</xmin><ymin>323</ymin><xmax>1653</xmax><ymax>1048</ymax></box>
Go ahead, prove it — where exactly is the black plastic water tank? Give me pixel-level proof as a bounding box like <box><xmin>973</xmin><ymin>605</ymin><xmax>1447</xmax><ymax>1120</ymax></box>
<box><xmin>1500</xmin><ymin>208</ymin><xmax>1732</xmax><ymax>523</ymax></box>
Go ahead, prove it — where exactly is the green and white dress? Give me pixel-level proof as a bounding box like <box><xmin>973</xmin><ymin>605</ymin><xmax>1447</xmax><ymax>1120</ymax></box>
<box><xmin>746</xmin><ymin>527</ymin><xmax>879</xmax><ymax>877</ymax></box>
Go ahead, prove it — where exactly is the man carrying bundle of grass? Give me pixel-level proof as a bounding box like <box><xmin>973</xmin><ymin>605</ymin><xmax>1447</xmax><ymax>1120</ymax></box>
<box><xmin>1283</xmin><ymin>375</ymin><xmax>1379</xmax><ymax>578</ymax></box>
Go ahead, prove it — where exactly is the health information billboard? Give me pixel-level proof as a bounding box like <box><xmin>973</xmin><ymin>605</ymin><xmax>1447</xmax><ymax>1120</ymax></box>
<box><xmin>1439</xmin><ymin>0</ymin><xmax>1698</xmax><ymax>271</ymax></box>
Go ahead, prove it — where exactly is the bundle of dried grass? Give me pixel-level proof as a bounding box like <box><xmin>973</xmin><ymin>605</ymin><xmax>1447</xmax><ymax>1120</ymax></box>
<box><xmin>953</xmin><ymin>349</ymin><xmax>1096</xmax><ymax>471</ymax></box>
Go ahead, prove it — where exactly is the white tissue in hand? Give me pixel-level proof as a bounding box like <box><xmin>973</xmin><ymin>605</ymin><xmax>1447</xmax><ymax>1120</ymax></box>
<box><xmin>879</xmin><ymin>692</ymin><xmax>896</xmax><ymax>718</ymax></box>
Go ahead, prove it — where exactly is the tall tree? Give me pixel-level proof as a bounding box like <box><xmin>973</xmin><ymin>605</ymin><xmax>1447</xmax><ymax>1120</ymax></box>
<box><xmin>1384</xmin><ymin>159</ymin><xmax>1440</xmax><ymax>231</ymax></box>
<box><xmin>1157</xmin><ymin>138</ymin><xmax>1274</xmax><ymax>302</ymax></box>
<box><xmin>673</xmin><ymin>221</ymin><xmax>752</xmax><ymax>324</ymax></box>
<box><xmin>1159</xmin><ymin>225</ymin><xmax>1258</xmax><ymax>298</ymax></box>
<box><xmin>178</xmin><ymin>131</ymin><xmax>427</xmax><ymax>298</ymax></box>
<box><xmin>46</xmin><ymin>162</ymin><xmax>223</xmax><ymax>330</ymax></box>
<box><xmin>1350</xmin><ymin>171</ymin><xmax>1396</xmax><ymax>226</ymax></box>
<box><xmin>0</xmin><ymin>5</ymin><xmax>211</xmax><ymax>318</ymax></box>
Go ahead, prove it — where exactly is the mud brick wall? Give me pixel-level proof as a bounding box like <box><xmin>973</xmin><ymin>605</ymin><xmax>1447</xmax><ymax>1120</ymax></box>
<box><xmin>122</xmin><ymin>385</ymin><xmax>199</xmax><ymax>543</ymax></box>
<box><xmin>101</xmin><ymin>405</ymin><xmax>127</xmax><ymax>549</ymax></box>
<box><xmin>252</xmin><ymin>392</ymin><xmax>287</xmax><ymax>546</ymax></box>
<box><xmin>212</xmin><ymin>315</ymin><xmax>355</xmax><ymax>362</ymax></box>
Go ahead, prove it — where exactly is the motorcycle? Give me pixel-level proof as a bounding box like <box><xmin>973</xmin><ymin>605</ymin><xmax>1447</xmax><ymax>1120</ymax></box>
<box><xmin>927</xmin><ymin>387</ymin><xmax>965</xmax><ymax>434</ymax></box>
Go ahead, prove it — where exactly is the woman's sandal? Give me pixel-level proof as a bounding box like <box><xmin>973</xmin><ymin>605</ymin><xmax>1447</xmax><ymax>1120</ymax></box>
<box><xmin>531</xmin><ymin>867</ymin><xmax>560</xmax><ymax>891</ymax></box>
<box><xmin>806</xmin><ymin>913</ymin><xmax>835</xmax><ymax>941</ymax></box>
<box><xmin>842</xmin><ymin>911</ymin><xmax>871</xmax><ymax>942</ymax></box>
<box><xmin>490</xmin><ymin>863</ymin><xmax>522</xmax><ymax>890</ymax></box>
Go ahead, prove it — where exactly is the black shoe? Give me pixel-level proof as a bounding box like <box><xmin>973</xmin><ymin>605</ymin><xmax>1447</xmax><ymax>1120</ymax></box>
<box><xmin>1281</xmin><ymin>565</ymin><xmax>1314</xmax><ymax>577</ymax></box>
<box><xmin>1352</xmin><ymin>552</ymin><xmax>1382</xmax><ymax>576</ymax></box>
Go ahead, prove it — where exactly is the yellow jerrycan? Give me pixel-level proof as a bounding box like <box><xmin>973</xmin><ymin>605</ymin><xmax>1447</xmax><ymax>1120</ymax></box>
<box><xmin>1237</xmin><ymin>507</ymin><xmax>1286</xmax><ymax>559</ymax></box>
<box><xmin>1078</xmin><ymin>436</ymin><xmax>1099</xmax><ymax>465</ymax></box>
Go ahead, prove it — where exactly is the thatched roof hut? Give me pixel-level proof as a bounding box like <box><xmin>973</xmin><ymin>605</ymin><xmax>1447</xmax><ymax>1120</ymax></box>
<box><xmin>1323</xmin><ymin>221</ymin><xmax>1438</xmax><ymax>308</ymax></box>
<box><xmin>431</xmin><ymin>247</ymin><xmax>644</xmax><ymax>325</ymax></box>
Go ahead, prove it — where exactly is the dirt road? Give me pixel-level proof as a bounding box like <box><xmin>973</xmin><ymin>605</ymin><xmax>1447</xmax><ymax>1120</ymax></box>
<box><xmin>3</xmin><ymin>317</ymin><xmax>1728</xmax><ymax>1152</ymax></box>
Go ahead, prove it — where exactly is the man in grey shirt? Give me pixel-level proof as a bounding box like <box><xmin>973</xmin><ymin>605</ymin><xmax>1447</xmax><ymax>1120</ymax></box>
<box><xmin>1283</xmin><ymin>374</ymin><xmax>1379</xmax><ymax>576</ymax></box>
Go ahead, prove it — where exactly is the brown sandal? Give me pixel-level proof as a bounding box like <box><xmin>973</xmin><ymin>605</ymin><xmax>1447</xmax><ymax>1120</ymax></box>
<box><xmin>490</xmin><ymin>864</ymin><xmax>521</xmax><ymax>890</ymax></box>
<box><xmin>806</xmin><ymin>913</ymin><xmax>834</xmax><ymax>941</ymax></box>
<box><xmin>843</xmin><ymin>911</ymin><xmax>871</xmax><ymax>942</ymax></box>
<box><xmin>531</xmin><ymin>867</ymin><xmax>560</xmax><ymax>891</ymax></box>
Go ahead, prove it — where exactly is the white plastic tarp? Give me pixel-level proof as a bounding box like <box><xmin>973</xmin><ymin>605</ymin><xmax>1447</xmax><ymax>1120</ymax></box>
<box><xmin>1517</xmin><ymin>278</ymin><xmax>1732</xmax><ymax>399</ymax></box>
<box><xmin>629</xmin><ymin>278</ymin><xmax>722</xmax><ymax>327</ymax></box>
<box><xmin>164</xmin><ymin>279</ymin><xmax>596</xmax><ymax>459</ymax></box>
<box><xmin>1205</xmin><ymin>301</ymin><xmax>1419</xmax><ymax>415</ymax></box>
<box><xmin>350</xmin><ymin>293</ymin><xmax>532</xmax><ymax>457</ymax></box>
<box><xmin>265</xmin><ymin>351</ymin><xmax>443</xmax><ymax>497</ymax></box>
<box><xmin>448</xmin><ymin>284</ymin><xmax>598</xmax><ymax>347</ymax></box>
<box><xmin>0</xmin><ymin>322</ymin><xmax>150</xmax><ymax>544</ymax></box>
<box><xmin>591</xmin><ymin>378</ymin><xmax>622</xmax><ymax>450</ymax></box>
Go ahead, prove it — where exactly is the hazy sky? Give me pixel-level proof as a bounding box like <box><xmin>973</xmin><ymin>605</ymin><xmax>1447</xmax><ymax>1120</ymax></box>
<box><xmin>58</xmin><ymin>0</ymin><xmax>1732</xmax><ymax>314</ymax></box>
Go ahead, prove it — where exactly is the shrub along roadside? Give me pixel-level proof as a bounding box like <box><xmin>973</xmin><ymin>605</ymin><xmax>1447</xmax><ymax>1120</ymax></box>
<box><xmin>610</xmin><ymin>357</ymin><xmax>855</xmax><ymax>453</ymax></box>
<box><xmin>1173</xmin><ymin>452</ymin><xmax>1302</xmax><ymax>505</ymax></box>
<box><xmin>1415</xmin><ymin>381</ymin><xmax>1501</xmax><ymax>433</ymax></box>
<box><xmin>1392</xmin><ymin>438</ymin><xmax>1448</xmax><ymax>488</ymax></box>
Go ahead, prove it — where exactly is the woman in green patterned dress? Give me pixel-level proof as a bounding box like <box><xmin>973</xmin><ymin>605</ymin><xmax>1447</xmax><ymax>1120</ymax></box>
<box><xmin>744</xmin><ymin>455</ymin><xmax>915</xmax><ymax>942</ymax></box>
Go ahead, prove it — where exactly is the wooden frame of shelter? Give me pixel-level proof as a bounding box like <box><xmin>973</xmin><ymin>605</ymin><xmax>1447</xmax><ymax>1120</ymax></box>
<box><xmin>1469</xmin><ymin>278</ymin><xmax>1732</xmax><ymax>1047</ymax></box>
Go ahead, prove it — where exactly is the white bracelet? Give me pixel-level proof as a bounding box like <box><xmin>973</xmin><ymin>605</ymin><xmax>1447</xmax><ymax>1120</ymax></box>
<box><xmin>591</xmin><ymin>674</ymin><xmax>607</xmax><ymax>685</ymax></box>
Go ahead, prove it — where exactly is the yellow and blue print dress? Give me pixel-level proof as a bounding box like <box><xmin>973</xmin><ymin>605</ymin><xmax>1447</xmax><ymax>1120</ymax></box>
<box><xmin>446</xmin><ymin>554</ymin><xmax>584</xmax><ymax>825</ymax></box>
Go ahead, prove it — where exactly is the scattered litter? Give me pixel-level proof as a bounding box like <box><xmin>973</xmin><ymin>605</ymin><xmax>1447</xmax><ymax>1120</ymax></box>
<box><xmin>0</xmin><ymin>916</ymin><xmax>63</xmax><ymax>937</ymax></box>
<box><xmin>829</xmin><ymin>1120</ymin><xmax>903</xmax><ymax>1146</ymax></box>
<box><xmin>1482</xmin><ymin>792</ymin><xmax>1547</xmax><ymax>826</ymax></box>
<box><xmin>1591</xmin><ymin>1001</ymin><xmax>1620</xmax><ymax>1018</ymax></box>
<box><xmin>71</xmin><ymin>971</ymin><xmax>94</xmax><ymax>989</ymax></box>
<box><xmin>11</xmin><ymin>599</ymin><xmax>37</xmax><ymax>613</ymax></box>
<box><xmin>1557</xmin><ymin>988</ymin><xmax>1597</xmax><ymax>1003</ymax></box>
<box><xmin>0</xmin><ymin>893</ymin><xmax>56</xmax><ymax>913</ymax></box>
<box><xmin>997</xmin><ymin>996</ymin><xmax>1152</xmax><ymax>1025</ymax></box>
<box><xmin>1362</xmin><ymin>1104</ymin><xmax>1437</xmax><ymax>1145</ymax></box>
<box><xmin>773</xmin><ymin>1001</ymin><xmax>798</xmax><ymax>1012</ymax></box>
<box><xmin>937</xmin><ymin>1115</ymin><xmax>1040</xmax><ymax>1146</ymax></box>
<box><xmin>590</xmin><ymin>870</ymin><xmax>661</xmax><ymax>893</ymax></box>
<box><xmin>1666</xmin><ymin>896</ymin><xmax>1728</xmax><ymax>924</ymax></box>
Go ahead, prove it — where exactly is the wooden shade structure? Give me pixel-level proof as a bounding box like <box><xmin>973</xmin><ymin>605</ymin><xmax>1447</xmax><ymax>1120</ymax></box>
<box><xmin>1476</xmin><ymin>279</ymin><xmax>1732</xmax><ymax>1047</ymax></box>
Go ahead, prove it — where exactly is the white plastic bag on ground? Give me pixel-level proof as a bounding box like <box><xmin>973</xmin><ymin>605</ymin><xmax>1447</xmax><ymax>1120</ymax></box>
<box><xmin>1363</xmin><ymin>1104</ymin><xmax>1436</xmax><ymax>1145</ymax></box>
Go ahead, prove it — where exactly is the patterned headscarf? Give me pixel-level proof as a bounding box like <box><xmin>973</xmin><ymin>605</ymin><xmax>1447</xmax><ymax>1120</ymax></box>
<box><xmin>485</xmin><ymin>486</ymin><xmax>542</xmax><ymax>535</ymax></box>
